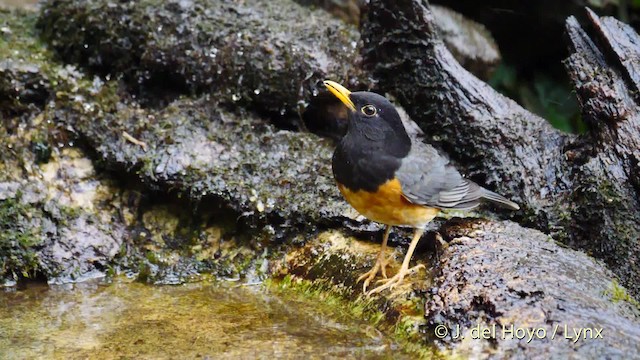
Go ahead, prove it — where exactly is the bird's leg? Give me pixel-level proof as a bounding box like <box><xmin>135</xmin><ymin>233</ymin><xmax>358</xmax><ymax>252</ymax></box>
<box><xmin>367</xmin><ymin>228</ymin><xmax>425</xmax><ymax>296</ymax></box>
<box><xmin>434</xmin><ymin>231</ymin><xmax>447</xmax><ymax>263</ymax></box>
<box><xmin>357</xmin><ymin>225</ymin><xmax>392</xmax><ymax>292</ymax></box>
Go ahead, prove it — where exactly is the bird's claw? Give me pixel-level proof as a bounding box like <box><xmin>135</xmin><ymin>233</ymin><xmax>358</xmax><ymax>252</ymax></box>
<box><xmin>357</xmin><ymin>254</ymin><xmax>391</xmax><ymax>292</ymax></box>
<box><xmin>357</xmin><ymin>269</ymin><xmax>376</xmax><ymax>293</ymax></box>
<box><xmin>367</xmin><ymin>275</ymin><xmax>401</xmax><ymax>295</ymax></box>
<box><xmin>366</xmin><ymin>264</ymin><xmax>425</xmax><ymax>296</ymax></box>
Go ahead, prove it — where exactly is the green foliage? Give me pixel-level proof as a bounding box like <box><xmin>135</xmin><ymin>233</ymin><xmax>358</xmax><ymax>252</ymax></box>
<box><xmin>489</xmin><ymin>63</ymin><xmax>585</xmax><ymax>133</ymax></box>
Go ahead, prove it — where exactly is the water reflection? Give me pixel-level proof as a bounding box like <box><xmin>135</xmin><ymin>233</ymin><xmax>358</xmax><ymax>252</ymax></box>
<box><xmin>0</xmin><ymin>280</ymin><xmax>407</xmax><ymax>359</ymax></box>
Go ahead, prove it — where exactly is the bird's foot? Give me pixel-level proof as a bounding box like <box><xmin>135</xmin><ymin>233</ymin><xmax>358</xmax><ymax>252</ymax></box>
<box><xmin>366</xmin><ymin>264</ymin><xmax>425</xmax><ymax>296</ymax></box>
<box><xmin>357</xmin><ymin>253</ymin><xmax>392</xmax><ymax>293</ymax></box>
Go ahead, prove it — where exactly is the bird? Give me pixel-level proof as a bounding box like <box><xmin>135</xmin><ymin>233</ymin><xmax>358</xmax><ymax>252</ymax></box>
<box><xmin>323</xmin><ymin>80</ymin><xmax>520</xmax><ymax>295</ymax></box>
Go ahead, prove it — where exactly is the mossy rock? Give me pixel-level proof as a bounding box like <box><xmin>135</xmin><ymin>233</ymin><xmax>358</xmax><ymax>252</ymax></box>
<box><xmin>0</xmin><ymin>191</ymin><xmax>44</xmax><ymax>281</ymax></box>
<box><xmin>0</xmin><ymin>9</ymin><xmax>51</xmax><ymax>116</ymax></box>
<box><xmin>37</xmin><ymin>0</ymin><xmax>364</xmax><ymax>123</ymax></box>
<box><xmin>57</xmin><ymin>93</ymin><xmax>354</xmax><ymax>235</ymax></box>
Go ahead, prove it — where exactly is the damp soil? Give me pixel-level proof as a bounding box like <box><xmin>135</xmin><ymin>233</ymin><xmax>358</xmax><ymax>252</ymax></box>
<box><xmin>0</xmin><ymin>279</ymin><xmax>412</xmax><ymax>359</ymax></box>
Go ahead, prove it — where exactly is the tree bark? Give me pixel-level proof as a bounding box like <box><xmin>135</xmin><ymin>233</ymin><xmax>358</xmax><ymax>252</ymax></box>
<box><xmin>425</xmin><ymin>219</ymin><xmax>640</xmax><ymax>357</ymax></box>
<box><xmin>360</xmin><ymin>0</ymin><xmax>640</xmax><ymax>297</ymax></box>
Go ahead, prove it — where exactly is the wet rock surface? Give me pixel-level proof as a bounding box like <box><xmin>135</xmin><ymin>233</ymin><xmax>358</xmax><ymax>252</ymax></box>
<box><xmin>431</xmin><ymin>5</ymin><xmax>501</xmax><ymax>80</ymax></box>
<box><xmin>426</xmin><ymin>219</ymin><xmax>640</xmax><ymax>357</ymax></box>
<box><xmin>0</xmin><ymin>61</ymin><xmax>50</xmax><ymax>116</ymax></box>
<box><xmin>0</xmin><ymin>146</ymin><xmax>125</xmax><ymax>284</ymax></box>
<box><xmin>0</xmin><ymin>9</ymin><xmax>50</xmax><ymax>117</ymax></box>
<box><xmin>1</xmin><ymin>9</ymin><xmax>125</xmax><ymax>284</ymax></box>
<box><xmin>37</xmin><ymin>0</ymin><xmax>363</xmax><ymax>125</ymax></box>
<box><xmin>2</xmin><ymin>6</ymin><xmax>359</xmax><ymax>286</ymax></box>
<box><xmin>0</xmin><ymin>105</ymin><xmax>275</xmax><ymax>286</ymax></box>
<box><xmin>1</xmin><ymin>2</ymin><xmax>639</xmax><ymax>358</ymax></box>
<box><xmin>274</xmin><ymin>220</ymin><xmax>640</xmax><ymax>357</ymax></box>
<box><xmin>276</xmin><ymin>229</ymin><xmax>436</xmax><ymax>296</ymax></box>
<box><xmin>61</xmin><ymin>95</ymin><xmax>352</xmax><ymax>233</ymax></box>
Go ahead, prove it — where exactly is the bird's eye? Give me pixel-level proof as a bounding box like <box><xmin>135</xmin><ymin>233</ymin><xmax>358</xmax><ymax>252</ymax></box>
<box><xmin>361</xmin><ymin>105</ymin><xmax>377</xmax><ymax>117</ymax></box>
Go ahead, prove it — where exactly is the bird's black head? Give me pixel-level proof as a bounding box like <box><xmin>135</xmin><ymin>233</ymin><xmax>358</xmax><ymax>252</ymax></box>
<box><xmin>323</xmin><ymin>81</ymin><xmax>410</xmax><ymax>156</ymax></box>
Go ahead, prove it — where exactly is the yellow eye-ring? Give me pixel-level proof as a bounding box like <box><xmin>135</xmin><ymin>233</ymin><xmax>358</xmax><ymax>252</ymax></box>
<box><xmin>361</xmin><ymin>105</ymin><xmax>377</xmax><ymax>117</ymax></box>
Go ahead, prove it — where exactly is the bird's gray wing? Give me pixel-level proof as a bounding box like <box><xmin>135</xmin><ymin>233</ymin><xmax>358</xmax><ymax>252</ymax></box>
<box><xmin>395</xmin><ymin>143</ymin><xmax>487</xmax><ymax>210</ymax></box>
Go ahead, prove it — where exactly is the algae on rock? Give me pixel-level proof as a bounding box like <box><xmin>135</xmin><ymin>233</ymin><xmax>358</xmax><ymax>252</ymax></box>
<box><xmin>37</xmin><ymin>0</ymin><xmax>364</xmax><ymax>124</ymax></box>
<box><xmin>57</xmin><ymin>94</ymin><xmax>353</xmax><ymax>233</ymax></box>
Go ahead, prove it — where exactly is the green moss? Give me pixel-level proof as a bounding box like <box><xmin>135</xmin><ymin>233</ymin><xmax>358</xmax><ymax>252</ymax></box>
<box><xmin>114</xmin><ymin>200</ymin><xmax>268</xmax><ymax>285</ymax></box>
<box><xmin>266</xmin><ymin>275</ymin><xmax>442</xmax><ymax>359</ymax></box>
<box><xmin>605</xmin><ymin>279</ymin><xmax>640</xmax><ymax>308</ymax></box>
<box><xmin>144</xmin><ymin>251</ymin><xmax>160</xmax><ymax>265</ymax></box>
<box><xmin>0</xmin><ymin>194</ymin><xmax>43</xmax><ymax>280</ymax></box>
<box><xmin>267</xmin><ymin>275</ymin><xmax>384</xmax><ymax>323</ymax></box>
<box><xmin>57</xmin><ymin>205</ymin><xmax>82</xmax><ymax>224</ymax></box>
<box><xmin>0</xmin><ymin>9</ymin><xmax>54</xmax><ymax>114</ymax></box>
<box><xmin>135</xmin><ymin>262</ymin><xmax>153</xmax><ymax>283</ymax></box>
<box><xmin>0</xmin><ymin>9</ymin><xmax>45</xmax><ymax>63</ymax></box>
<box><xmin>1</xmin><ymin>7</ymin><xmax>124</xmax><ymax>118</ymax></box>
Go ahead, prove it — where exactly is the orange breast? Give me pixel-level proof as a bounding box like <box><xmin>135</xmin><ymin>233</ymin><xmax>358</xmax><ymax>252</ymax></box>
<box><xmin>337</xmin><ymin>178</ymin><xmax>439</xmax><ymax>227</ymax></box>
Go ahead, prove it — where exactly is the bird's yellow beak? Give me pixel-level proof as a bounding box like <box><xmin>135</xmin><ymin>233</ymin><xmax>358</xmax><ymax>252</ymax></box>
<box><xmin>323</xmin><ymin>80</ymin><xmax>356</xmax><ymax>111</ymax></box>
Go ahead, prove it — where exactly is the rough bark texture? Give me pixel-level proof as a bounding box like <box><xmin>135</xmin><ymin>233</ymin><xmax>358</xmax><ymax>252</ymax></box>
<box><xmin>425</xmin><ymin>219</ymin><xmax>640</xmax><ymax>358</ymax></box>
<box><xmin>296</xmin><ymin>0</ymin><xmax>501</xmax><ymax>79</ymax></box>
<box><xmin>361</xmin><ymin>0</ymin><xmax>640</xmax><ymax>297</ymax></box>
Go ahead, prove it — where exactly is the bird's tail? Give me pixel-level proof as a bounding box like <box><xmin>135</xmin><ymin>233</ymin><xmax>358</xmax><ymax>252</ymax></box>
<box><xmin>481</xmin><ymin>188</ymin><xmax>520</xmax><ymax>210</ymax></box>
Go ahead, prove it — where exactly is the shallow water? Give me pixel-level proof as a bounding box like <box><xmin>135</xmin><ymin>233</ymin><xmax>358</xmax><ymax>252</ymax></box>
<box><xmin>0</xmin><ymin>280</ymin><xmax>407</xmax><ymax>359</ymax></box>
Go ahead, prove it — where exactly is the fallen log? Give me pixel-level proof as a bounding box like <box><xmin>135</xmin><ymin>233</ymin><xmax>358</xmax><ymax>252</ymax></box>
<box><xmin>425</xmin><ymin>219</ymin><xmax>640</xmax><ymax>357</ymax></box>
